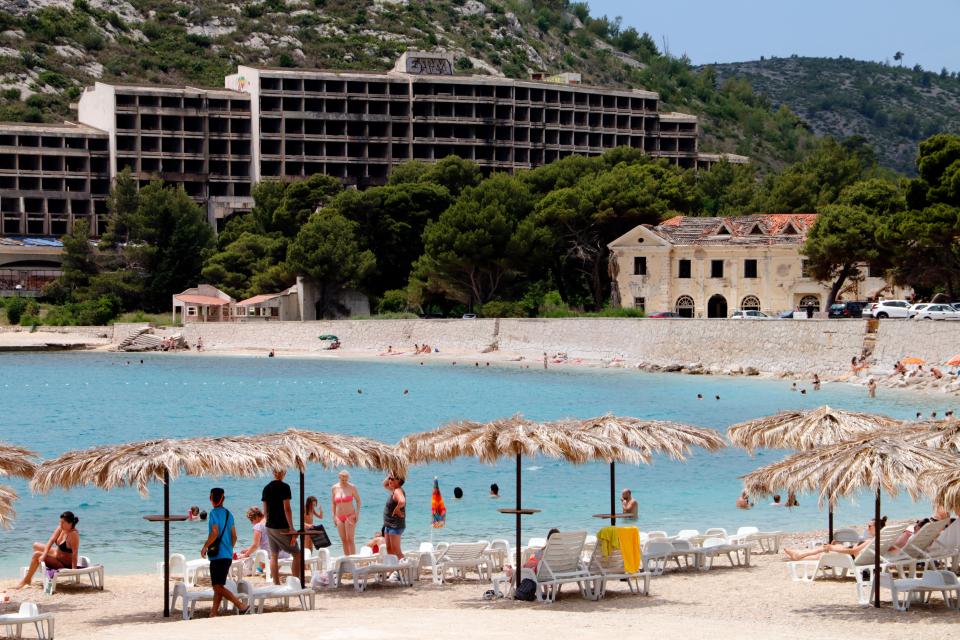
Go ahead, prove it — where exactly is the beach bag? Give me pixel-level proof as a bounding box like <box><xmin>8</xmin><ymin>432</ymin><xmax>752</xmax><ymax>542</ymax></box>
<box><xmin>309</xmin><ymin>525</ymin><xmax>332</xmax><ymax>549</ymax></box>
<box><xmin>514</xmin><ymin>578</ymin><xmax>537</xmax><ymax>601</ymax></box>
<box><xmin>206</xmin><ymin>509</ymin><xmax>231</xmax><ymax>557</ymax></box>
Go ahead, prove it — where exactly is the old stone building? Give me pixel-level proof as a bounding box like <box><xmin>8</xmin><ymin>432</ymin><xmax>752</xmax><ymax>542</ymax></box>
<box><xmin>608</xmin><ymin>214</ymin><xmax>911</xmax><ymax>318</ymax></box>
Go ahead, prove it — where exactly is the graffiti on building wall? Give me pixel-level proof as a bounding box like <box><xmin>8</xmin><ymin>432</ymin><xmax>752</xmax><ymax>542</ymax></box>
<box><xmin>405</xmin><ymin>56</ymin><xmax>453</xmax><ymax>76</ymax></box>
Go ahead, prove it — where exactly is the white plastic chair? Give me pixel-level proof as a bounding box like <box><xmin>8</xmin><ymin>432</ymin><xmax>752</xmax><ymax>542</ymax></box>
<box><xmin>238</xmin><ymin>576</ymin><xmax>316</xmax><ymax>612</ymax></box>
<box><xmin>676</xmin><ymin>529</ymin><xmax>699</xmax><ymax>540</ymax></box>
<box><xmin>0</xmin><ymin>603</ymin><xmax>54</xmax><ymax>640</ymax></box>
<box><xmin>704</xmin><ymin>527</ymin><xmax>728</xmax><ymax>539</ymax></box>
<box><xmin>642</xmin><ymin>541</ymin><xmax>672</xmax><ymax>575</ymax></box>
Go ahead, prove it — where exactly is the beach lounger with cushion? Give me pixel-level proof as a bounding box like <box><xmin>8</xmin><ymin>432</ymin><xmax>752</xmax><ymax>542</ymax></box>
<box><xmin>520</xmin><ymin>531</ymin><xmax>590</xmax><ymax>604</ymax></box>
<box><xmin>881</xmin><ymin>570</ymin><xmax>960</xmax><ymax>611</ymax></box>
<box><xmin>237</xmin><ymin>576</ymin><xmax>316</xmax><ymax>613</ymax></box>
<box><xmin>583</xmin><ymin>536</ymin><xmax>651</xmax><ymax>599</ymax></box>
<box><xmin>170</xmin><ymin>579</ymin><xmax>247</xmax><ymax>620</ymax></box>
<box><xmin>20</xmin><ymin>556</ymin><xmax>104</xmax><ymax>595</ymax></box>
<box><xmin>430</xmin><ymin>542</ymin><xmax>491</xmax><ymax>584</ymax></box>
<box><xmin>0</xmin><ymin>602</ymin><xmax>54</xmax><ymax>640</ymax></box>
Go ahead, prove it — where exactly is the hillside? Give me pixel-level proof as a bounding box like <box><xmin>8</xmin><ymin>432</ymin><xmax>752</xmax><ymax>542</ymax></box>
<box><xmin>710</xmin><ymin>56</ymin><xmax>960</xmax><ymax>174</ymax></box>
<box><xmin>0</xmin><ymin>0</ymin><xmax>815</xmax><ymax>170</ymax></box>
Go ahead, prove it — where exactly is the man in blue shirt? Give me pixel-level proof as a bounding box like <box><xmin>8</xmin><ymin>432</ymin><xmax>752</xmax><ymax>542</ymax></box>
<box><xmin>201</xmin><ymin>487</ymin><xmax>248</xmax><ymax>616</ymax></box>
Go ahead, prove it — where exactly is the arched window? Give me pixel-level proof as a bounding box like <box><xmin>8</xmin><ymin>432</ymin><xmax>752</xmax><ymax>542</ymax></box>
<box><xmin>799</xmin><ymin>295</ymin><xmax>820</xmax><ymax>312</ymax></box>
<box><xmin>740</xmin><ymin>295</ymin><xmax>761</xmax><ymax>311</ymax></box>
<box><xmin>675</xmin><ymin>295</ymin><xmax>695</xmax><ymax>318</ymax></box>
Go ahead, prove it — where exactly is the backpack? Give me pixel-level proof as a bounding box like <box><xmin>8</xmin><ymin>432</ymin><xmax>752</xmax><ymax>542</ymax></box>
<box><xmin>514</xmin><ymin>578</ymin><xmax>537</xmax><ymax>601</ymax></box>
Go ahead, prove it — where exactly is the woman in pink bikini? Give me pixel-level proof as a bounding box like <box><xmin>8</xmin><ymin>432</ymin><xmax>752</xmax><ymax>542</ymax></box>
<box><xmin>331</xmin><ymin>470</ymin><xmax>361</xmax><ymax>555</ymax></box>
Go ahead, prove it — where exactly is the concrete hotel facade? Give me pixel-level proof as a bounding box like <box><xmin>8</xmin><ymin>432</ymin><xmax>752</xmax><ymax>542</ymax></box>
<box><xmin>608</xmin><ymin>214</ymin><xmax>911</xmax><ymax>318</ymax></box>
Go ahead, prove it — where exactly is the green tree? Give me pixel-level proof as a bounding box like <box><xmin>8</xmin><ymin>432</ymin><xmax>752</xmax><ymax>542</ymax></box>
<box><xmin>286</xmin><ymin>212</ymin><xmax>375</xmax><ymax>318</ymax></box>
<box><xmin>694</xmin><ymin>160</ymin><xmax>760</xmax><ymax>216</ymax></box>
<box><xmin>414</xmin><ymin>175</ymin><xmax>537</xmax><ymax>307</ymax></box>
<box><xmin>201</xmin><ymin>231</ymin><xmax>289</xmax><ymax>299</ymax></box>
<box><xmin>57</xmin><ymin>218</ymin><xmax>98</xmax><ymax>298</ymax></box>
<box><xmin>418</xmin><ymin>155</ymin><xmax>482</xmax><ymax>197</ymax></box>
<box><xmin>907</xmin><ymin>133</ymin><xmax>960</xmax><ymax>208</ymax></box>
<box><xmin>131</xmin><ymin>182</ymin><xmax>215</xmax><ymax>311</ymax></box>
<box><xmin>99</xmin><ymin>168</ymin><xmax>139</xmax><ymax>248</ymax></box>
<box><xmin>271</xmin><ymin>174</ymin><xmax>341</xmax><ymax>237</ymax></box>
<box><xmin>879</xmin><ymin>204</ymin><xmax>960</xmax><ymax>298</ymax></box>
<box><xmin>801</xmin><ymin>204</ymin><xmax>883</xmax><ymax>308</ymax></box>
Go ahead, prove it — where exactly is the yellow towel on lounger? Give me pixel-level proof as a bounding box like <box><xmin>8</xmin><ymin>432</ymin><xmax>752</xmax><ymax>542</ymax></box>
<box><xmin>617</xmin><ymin>526</ymin><xmax>641</xmax><ymax>574</ymax></box>
<box><xmin>597</xmin><ymin>526</ymin><xmax>620</xmax><ymax>556</ymax></box>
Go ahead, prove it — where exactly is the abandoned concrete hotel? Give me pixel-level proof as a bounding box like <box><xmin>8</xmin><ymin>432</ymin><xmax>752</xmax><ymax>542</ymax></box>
<box><xmin>0</xmin><ymin>51</ymin><xmax>745</xmax><ymax>295</ymax></box>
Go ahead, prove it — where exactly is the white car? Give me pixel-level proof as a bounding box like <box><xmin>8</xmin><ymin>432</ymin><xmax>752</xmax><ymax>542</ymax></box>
<box><xmin>913</xmin><ymin>304</ymin><xmax>960</xmax><ymax>320</ymax></box>
<box><xmin>730</xmin><ymin>310</ymin><xmax>770</xmax><ymax>319</ymax></box>
<box><xmin>908</xmin><ymin>303</ymin><xmax>932</xmax><ymax>318</ymax></box>
<box><xmin>865</xmin><ymin>299</ymin><xmax>912</xmax><ymax>319</ymax></box>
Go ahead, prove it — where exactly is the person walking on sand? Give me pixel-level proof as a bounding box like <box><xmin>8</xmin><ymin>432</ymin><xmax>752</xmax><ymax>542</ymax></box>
<box><xmin>867</xmin><ymin>377</ymin><xmax>877</xmax><ymax>398</ymax></box>
<box><xmin>543</xmin><ymin>352</ymin><xmax>548</xmax><ymax>370</ymax></box>
<box><xmin>331</xmin><ymin>471</ymin><xmax>361</xmax><ymax>556</ymax></box>
<box><xmin>262</xmin><ymin>469</ymin><xmax>301</xmax><ymax>585</ymax></box>
<box><xmin>383</xmin><ymin>474</ymin><xmax>406</xmax><ymax>560</ymax></box>
<box><xmin>201</xmin><ymin>487</ymin><xmax>248</xmax><ymax>616</ymax></box>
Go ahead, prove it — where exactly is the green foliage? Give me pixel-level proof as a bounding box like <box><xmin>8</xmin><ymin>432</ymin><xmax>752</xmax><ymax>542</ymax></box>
<box><xmin>271</xmin><ymin>174</ymin><xmax>342</xmax><ymax>237</ymax></box>
<box><xmin>43</xmin><ymin>296</ymin><xmax>121</xmax><ymax>326</ymax></box>
<box><xmin>202</xmin><ymin>231</ymin><xmax>289</xmax><ymax>299</ymax></box>
<box><xmin>377</xmin><ymin>289</ymin><xmax>410</xmax><ymax>314</ymax></box>
<box><xmin>4</xmin><ymin>297</ymin><xmax>27</xmax><ymax>325</ymax></box>
<box><xmin>100</xmin><ymin>168</ymin><xmax>140</xmax><ymax>248</ymax></box>
<box><xmin>59</xmin><ymin>218</ymin><xmax>98</xmax><ymax>295</ymax></box>
<box><xmin>479</xmin><ymin>299</ymin><xmax>528</xmax><ymax>318</ymax></box>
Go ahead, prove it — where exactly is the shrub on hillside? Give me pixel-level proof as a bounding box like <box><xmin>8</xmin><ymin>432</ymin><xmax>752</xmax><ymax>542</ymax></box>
<box><xmin>4</xmin><ymin>297</ymin><xmax>27</xmax><ymax>324</ymax></box>
<box><xmin>43</xmin><ymin>296</ymin><xmax>120</xmax><ymax>326</ymax></box>
<box><xmin>479</xmin><ymin>300</ymin><xmax>527</xmax><ymax>318</ymax></box>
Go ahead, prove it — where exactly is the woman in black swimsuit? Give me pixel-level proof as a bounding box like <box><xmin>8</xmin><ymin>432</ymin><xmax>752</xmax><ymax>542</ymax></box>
<box><xmin>16</xmin><ymin>511</ymin><xmax>80</xmax><ymax>589</ymax></box>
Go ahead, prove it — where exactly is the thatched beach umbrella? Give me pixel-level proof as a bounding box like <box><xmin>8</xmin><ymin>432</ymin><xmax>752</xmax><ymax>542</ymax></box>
<box><xmin>251</xmin><ymin>428</ymin><xmax>407</xmax><ymax>585</ymax></box>
<box><xmin>32</xmin><ymin>435</ymin><xmax>291</xmax><ymax>618</ymax></box>
<box><xmin>728</xmin><ymin>406</ymin><xmax>901</xmax><ymax>540</ymax></box>
<box><xmin>566</xmin><ymin>415</ymin><xmax>726</xmax><ymax>525</ymax></box>
<box><xmin>0</xmin><ymin>442</ymin><xmax>37</xmax><ymax>528</ymax></box>
<box><xmin>741</xmin><ymin>430</ymin><xmax>958</xmax><ymax>607</ymax></box>
<box><xmin>398</xmin><ymin>415</ymin><xmax>642</xmax><ymax>588</ymax></box>
<box><xmin>923</xmin><ymin>467</ymin><xmax>960</xmax><ymax>515</ymax></box>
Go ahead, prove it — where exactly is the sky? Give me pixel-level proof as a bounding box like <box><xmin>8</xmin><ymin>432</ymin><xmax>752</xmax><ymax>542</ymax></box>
<box><xmin>586</xmin><ymin>0</ymin><xmax>959</xmax><ymax>72</ymax></box>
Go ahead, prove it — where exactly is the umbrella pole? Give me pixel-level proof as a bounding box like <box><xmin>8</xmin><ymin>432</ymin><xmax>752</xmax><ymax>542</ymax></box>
<box><xmin>515</xmin><ymin>453</ymin><xmax>522</xmax><ymax>590</ymax></box>
<box><xmin>828</xmin><ymin>507</ymin><xmax>834</xmax><ymax>544</ymax></box>
<box><xmin>874</xmin><ymin>487</ymin><xmax>881</xmax><ymax>608</ymax></box>
<box><xmin>163</xmin><ymin>470</ymin><xmax>170</xmax><ymax>619</ymax></box>
<box><xmin>609</xmin><ymin>462</ymin><xmax>616</xmax><ymax>527</ymax></box>
<box><xmin>299</xmin><ymin>470</ymin><xmax>305</xmax><ymax>588</ymax></box>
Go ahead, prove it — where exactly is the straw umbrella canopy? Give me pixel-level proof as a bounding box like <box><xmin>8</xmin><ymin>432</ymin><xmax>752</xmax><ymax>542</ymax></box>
<box><xmin>727</xmin><ymin>406</ymin><xmax>902</xmax><ymax>540</ymax></box>
<box><xmin>32</xmin><ymin>435</ymin><xmax>293</xmax><ymax>618</ymax></box>
<box><xmin>249</xmin><ymin>428</ymin><xmax>407</xmax><ymax>585</ymax></box>
<box><xmin>0</xmin><ymin>442</ymin><xmax>37</xmax><ymax>529</ymax></box>
<box><xmin>923</xmin><ymin>467</ymin><xmax>960</xmax><ymax>515</ymax></box>
<box><xmin>563</xmin><ymin>415</ymin><xmax>726</xmax><ymax>524</ymax></box>
<box><xmin>740</xmin><ymin>430</ymin><xmax>958</xmax><ymax>607</ymax></box>
<box><xmin>398</xmin><ymin>414</ymin><xmax>644</xmax><ymax>588</ymax></box>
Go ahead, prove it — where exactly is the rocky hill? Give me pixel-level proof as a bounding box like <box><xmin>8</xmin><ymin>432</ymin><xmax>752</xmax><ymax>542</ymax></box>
<box><xmin>0</xmin><ymin>0</ymin><xmax>818</xmax><ymax>171</ymax></box>
<box><xmin>711</xmin><ymin>56</ymin><xmax>960</xmax><ymax>174</ymax></box>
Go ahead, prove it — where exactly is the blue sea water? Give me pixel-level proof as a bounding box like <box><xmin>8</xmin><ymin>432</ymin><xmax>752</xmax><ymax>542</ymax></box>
<box><xmin>0</xmin><ymin>352</ymin><xmax>949</xmax><ymax>575</ymax></box>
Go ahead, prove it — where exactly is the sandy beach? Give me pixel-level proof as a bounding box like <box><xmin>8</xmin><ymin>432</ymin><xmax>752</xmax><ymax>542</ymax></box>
<box><xmin>3</xmin><ymin>532</ymin><xmax>956</xmax><ymax>640</ymax></box>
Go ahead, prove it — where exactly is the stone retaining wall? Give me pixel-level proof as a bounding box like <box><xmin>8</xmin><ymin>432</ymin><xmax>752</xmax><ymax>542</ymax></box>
<box><xmin>872</xmin><ymin>320</ymin><xmax>960</xmax><ymax>367</ymax></box>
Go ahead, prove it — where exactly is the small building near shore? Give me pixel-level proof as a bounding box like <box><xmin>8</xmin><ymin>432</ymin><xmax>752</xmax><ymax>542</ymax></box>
<box><xmin>608</xmin><ymin>214</ymin><xmax>912</xmax><ymax>318</ymax></box>
<box><xmin>171</xmin><ymin>285</ymin><xmax>236</xmax><ymax>324</ymax></box>
<box><xmin>237</xmin><ymin>285</ymin><xmax>300</xmax><ymax>321</ymax></box>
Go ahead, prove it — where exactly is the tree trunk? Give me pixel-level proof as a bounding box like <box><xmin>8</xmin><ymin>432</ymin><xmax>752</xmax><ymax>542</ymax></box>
<box><xmin>826</xmin><ymin>264</ymin><xmax>852</xmax><ymax>308</ymax></box>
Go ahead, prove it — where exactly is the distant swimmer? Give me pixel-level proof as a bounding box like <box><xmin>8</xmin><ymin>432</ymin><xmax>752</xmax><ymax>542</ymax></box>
<box><xmin>268</xmin><ymin>349</ymin><xmax>275</xmax><ymax>358</ymax></box>
<box><xmin>490</xmin><ymin>483</ymin><xmax>500</xmax><ymax>498</ymax></box>
<box><xmin>357</xmin><ymin>389</ymin><xmax>363</xmax><ymax>394</ymax></box>
<box><xmin>800</xmin><ymin>389</ymin><xmax>807</xmax><ymax>395</ymax></box>
<box><xmin>715</xmin><ymin>395</ymin><xmax>720</xmax><ymax>400</ymax></box>
<box><xmin>812</xmin><ymin>374</ymin><xmax>821</xmax><ymax>391</ymax></box>
<box><xmin>791</xmin><ymin>382</ymin><xmax>797</xmax><ymax>391</ymax></box>
<box><xmin>697</xmin><ymin>393</ymin><xmax>703</xmax><ymax>399</ymax></box>
<box><xmin>736</xmin><ymin>491</ymin><xmax>753</xmax><ymax>510</ymax></box>
<box><xmin>453</xmin><ymin>487</ymin><xmax>463</xmax><ymax>500</ymax></box>
<box><xmin>403</xmin><ymin>389</ymin><xmax>409</xmax><ymax>395</ymax></box>
<box><xmin>475</xmin><ymin>362</ymin><xmax>479</xmax><ymax>367</ymax></box>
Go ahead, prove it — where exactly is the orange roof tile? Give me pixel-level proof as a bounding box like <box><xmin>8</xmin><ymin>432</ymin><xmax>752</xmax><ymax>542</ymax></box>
<box><xmin>174</xmin><ymin>294</ymin><xmax>230</xmax><ymax>306</ymax></box>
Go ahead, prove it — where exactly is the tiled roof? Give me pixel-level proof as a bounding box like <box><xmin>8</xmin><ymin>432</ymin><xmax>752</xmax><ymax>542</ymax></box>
<box><xmin>174</xmin><ymin>294</ymin><xmax>231</xmax><ymax>306</ymax></box>
<box><xmin>652</xmin><ymin>214</ymin><xmax>817</xmax><ymax>246</ymax></box>
<box><xmin>238</xmin><ymin>293</ymin><xmax>281</xmax><ymax>306</ymax></box>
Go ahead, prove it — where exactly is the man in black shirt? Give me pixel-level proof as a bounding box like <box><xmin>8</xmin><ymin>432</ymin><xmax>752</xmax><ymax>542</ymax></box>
<box><xmin>261</xmin><ymin>469</ymin><xmax>301</xmax><ymax>585</ymax></box>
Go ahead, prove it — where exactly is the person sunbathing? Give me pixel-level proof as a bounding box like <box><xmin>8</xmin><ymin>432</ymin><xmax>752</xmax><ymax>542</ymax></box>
<box><xmin>364</xmin><ymin>529</ymin><xmax>386</xmax><ymax>555</ymax></box>
<box><xmin>783</xmin><ymin>517</ymin><xmax>891</xmax><ymax>561</ymax></box>
<box><xmin>16</xmin><ymin>511</ymin><xmax>80</xmax><ymax>589</ymax></box>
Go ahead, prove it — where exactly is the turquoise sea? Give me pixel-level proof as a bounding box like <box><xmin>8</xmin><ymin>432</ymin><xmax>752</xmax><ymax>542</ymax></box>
<box><xmin>0</xmin><ymin>352</ymin><xmax>949</xmax><ymax>575</ymax></box>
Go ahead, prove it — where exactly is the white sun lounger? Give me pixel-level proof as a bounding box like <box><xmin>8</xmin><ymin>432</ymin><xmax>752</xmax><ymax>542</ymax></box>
<box><xmin>170</xmin><ymin>579</ymin><xmax>247</xmax><ymax>620</ymax></box>
<box><xmin>697</xmin><ymin>537</ymin><xmax>752</xmax><ymax>570</ymax></box>
<box><xmin>642</xmin><ymin>541</ymin><xmax>673</xmax><ymax>575</ymax></box>
<box><xmin>0</xmin><ymin>603</ymin><xmax>54</xmax><ymax>640</ymax></box>
<box><xmin>899</xmin><ymin>519</ymin><xmax>953</xmax><ymax>573</ymax></box>
<box><xmin>521</xmin><ymin>531</ymin><xmax>590</xmax><ymax>604</ymax></box>
<box><xmin>882</xmin><ymin>570</ymin><xmax>960</xmax><ymax>611</ymax></box>
<box><xmin>20</xmin><ymin>556</ymin><xmax>104</xmax><ymax>595</ymax></box>
<box><xmin>583</xmin><ymin>535</ymin><xmax>651</xmax><ymax>599</ymax></box>
<box><xmin>430</xmin><ymin>542</ymin><xmax>491</xmax><ymax>584</ymax></box>
<box><xmin>338</xmin><ymin>554</ymin><xmax>415</xmax><ymax>592</ymax></box>
<box><xmin>237</xmin><ymin>576</ymin><xmax>316</xmax><ymax>613</ymax></box>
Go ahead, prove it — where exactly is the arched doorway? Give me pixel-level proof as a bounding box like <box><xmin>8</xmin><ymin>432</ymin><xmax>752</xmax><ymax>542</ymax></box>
<box><xmin>675</xmin><ymin>295</ymin><xmax>695</xmax><ymax>318</ymax></box>
<box><xmin>799</xmin><ymin>295</ymin><xmax>820</xmax><ymax>312</ymax></box>
<box><xmin>707</xmin><ymin>294</ymin><xmax>727</xmax><ymax>318</ymax></box>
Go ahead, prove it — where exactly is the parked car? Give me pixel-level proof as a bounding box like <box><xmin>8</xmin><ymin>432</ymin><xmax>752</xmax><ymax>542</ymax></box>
<box><xmin>913</xmin><ymin>304</ymin><xmax>960</xmax><ymax>320</ymax></box>
<box><xmin>461</xmin><ymin>313</ymin><xmax>477</xmax><ymax>319</ymax></box>
<box><xmin>730</xmin><ymin>310</ymin><xmax>770</xmax><ymax>319</ymax></box>
<box><xmin>907</xmin><ymin>303</ymin><xmax>932</xmax><ymax>318</ymax></box>
<box><xmin>777</xmin><ymin>310</ymin><xmax>795</xmax><ymax>319</ymax></box>
<box><xmin>828</xmin><ymin>301</ymin><xmax>868</xmax><ymax>318</ymax></box>
<box><xmin>865</xmin><ymin>299</ymin><xmax>912</xmax><ymax>319</ymax></box>
<box><xmin>648</xmin><ymin>311</ymin><xmax>682</xmax><ymax>318</ymax></box>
